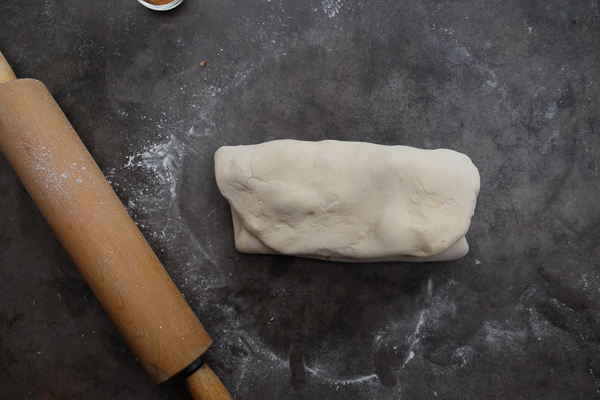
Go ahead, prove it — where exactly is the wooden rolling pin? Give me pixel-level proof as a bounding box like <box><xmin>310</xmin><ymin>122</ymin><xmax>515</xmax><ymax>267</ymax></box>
<box><xmin>0</xmin><ymin>51</ymin><xmax>232</xmax><ymax>400</ymax></box>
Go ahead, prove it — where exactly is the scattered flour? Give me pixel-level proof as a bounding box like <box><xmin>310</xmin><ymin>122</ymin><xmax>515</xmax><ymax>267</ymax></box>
<box><xmin>322</xmin><ymin>0</ymin><xmax>342</xmax><ymax>18</ymax></box>
<box><xmin>482</xmin><ymin>321</ymin><xmax>527</xmax><ymax>351</ymax></box>
<box><xmin>306</xmin><ymin>366</ymin><xmax>378</xmax><ymax>386</ymax></box>
<box><xmin>451</xmin><ymin>346</ymin><xmax>476</xmax><ymax>368</ymax></box>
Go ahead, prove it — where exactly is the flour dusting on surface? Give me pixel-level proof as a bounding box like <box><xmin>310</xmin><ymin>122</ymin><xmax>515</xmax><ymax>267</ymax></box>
<box><xmin>322</xmin><ymin>0</ymin><xmax>342</xmax><ymax>18</ymax></box>
<box><xmin>452</xmin><ymin>346</ymin><xmax>476</xmax><ymax>368</ymax></box>
<box><xmin>306</xmin><ymin>366</ymin><xmax>378</xmax><ymax>386</ymax></box>
<box><xmin>482</xmin><ymin>321</ymin><xmax>527</xmax><ymax>351</ymax></box>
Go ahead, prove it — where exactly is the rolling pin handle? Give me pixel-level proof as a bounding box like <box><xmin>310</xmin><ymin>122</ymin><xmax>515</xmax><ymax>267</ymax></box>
<box><xmin>0</xmin><ymin>51</ymin><xmax>17</xmax><ymax>84</ymax></box>
<box><xmin>185</xmin><ymin>363</ymin><xmax>233</xmax><ymax>400</ymax></box>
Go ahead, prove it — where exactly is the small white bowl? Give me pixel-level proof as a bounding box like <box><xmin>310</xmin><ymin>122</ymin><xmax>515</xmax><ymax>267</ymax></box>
<box><xmin>137</xmin><ymin>0</ymin><xmax>184</xmax><ymax>11</ymax></box>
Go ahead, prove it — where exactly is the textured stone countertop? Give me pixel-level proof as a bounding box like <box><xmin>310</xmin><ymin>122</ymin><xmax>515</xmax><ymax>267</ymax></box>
<box><xmin>0</xmin><ymin>0</ymin><xmax>599</xmax><ymax>399</ymax></box>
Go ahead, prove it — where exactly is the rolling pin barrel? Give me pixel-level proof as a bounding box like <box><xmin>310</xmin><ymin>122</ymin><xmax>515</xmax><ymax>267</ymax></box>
<box><xmin>0</xmin><ymin>52</ymin><xmax>231</xmax><ymax>399</ymax></box>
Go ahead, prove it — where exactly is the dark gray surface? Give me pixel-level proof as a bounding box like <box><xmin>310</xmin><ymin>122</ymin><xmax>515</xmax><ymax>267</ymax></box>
<box><xmin>1</xmin><ymin>0</ymin><xmax>599</xmax><ymax>399</ymax></box>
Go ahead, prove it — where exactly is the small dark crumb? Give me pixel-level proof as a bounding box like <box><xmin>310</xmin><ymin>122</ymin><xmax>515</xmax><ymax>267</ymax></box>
<box><xmin>200</xmin><ymin>61</ymin><xmax>207</xmax><ymax>68</ymax></box>
<box><xmin>571</xmin><ymin>20</ymin><xmax>576</xmax><ymax>24</ymax></box>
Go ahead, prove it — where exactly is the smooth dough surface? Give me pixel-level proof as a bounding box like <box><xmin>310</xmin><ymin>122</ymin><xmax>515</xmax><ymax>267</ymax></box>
<box><xmin>214</xmin><ymin>140</ymin><xmax>480</xmax><ymax>262</ymax></box>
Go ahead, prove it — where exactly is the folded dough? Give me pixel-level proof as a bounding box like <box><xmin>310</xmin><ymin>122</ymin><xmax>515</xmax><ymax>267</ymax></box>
<box><xmin>214</xmin><ymin>140</ymin><xmax>480</xmax><ymax>263</ymax></box>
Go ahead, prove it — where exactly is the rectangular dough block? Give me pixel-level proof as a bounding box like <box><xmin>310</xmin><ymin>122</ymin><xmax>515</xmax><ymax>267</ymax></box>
<box><xmin>214</xmin><ymin>140</ymin><xmax>480</xmax><ymax>263</ymax></box>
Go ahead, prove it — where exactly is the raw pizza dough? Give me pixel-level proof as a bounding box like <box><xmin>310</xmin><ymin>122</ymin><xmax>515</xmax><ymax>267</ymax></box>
<box><xmin>214</xmin><ymin>140</ymin><xmax>480</xmax><ymax>262</ymax></box>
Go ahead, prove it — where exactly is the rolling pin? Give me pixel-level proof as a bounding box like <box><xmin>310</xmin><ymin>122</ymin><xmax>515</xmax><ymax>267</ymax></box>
<box><xmin>0</xmin><ymin>51</ymin><xmax>232</xmax><ymax>400</ymax></box>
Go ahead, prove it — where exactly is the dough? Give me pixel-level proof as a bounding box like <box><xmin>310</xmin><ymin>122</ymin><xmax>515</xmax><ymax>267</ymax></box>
<box><xmin>214</xmin><ymin>140</ymin><xmax>480</xmax><ymax>262</ymax></box>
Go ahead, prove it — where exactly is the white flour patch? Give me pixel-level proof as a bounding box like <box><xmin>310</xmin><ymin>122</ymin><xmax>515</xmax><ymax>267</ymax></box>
<box><xmin>404</xmin><ymin>350</ymin><xmax>415</xmax><ymax>365</ymax></box>
<box><xmin>140</xmin><ymin>139</ymin><xmax>180</xmax><ymax>192</ymax></box>
<box><xmin>402</xmin><ymin>285</ymin><xmax>457</xmax><ymax>366</ymax></box>
<box><xmin>215</xmin><ymin>329</ymin><xmax>290</xmax><ymax>394</ymax></box>
<box><xmin>513</xmin><ymin>284</ymin><xmax>537</xmax><ymax>313</ymax></box>
<box><xmin>582</xmin><ymin>274</ymin><xmax>589</xmax><ymax>290</ymax></box>
<box><xmin>482</xmin><ymin>321</ymin><xmax>527</xmax><ymax>351</ymax></box>
<box><xmin>306</xmin><ymin>365</ymin><xmax>378</xmax><ymax>386</ymax></box>
<box><xmin>427</xmin><ymin>276</ymin><xmax>433</xmax><ymax>296</ymax></box>
<box><xmin>544</xmin><ymin>101</ymin><xmax>558</xmax><ymax>120</ymax></box>
<box><xmin>116</xmin><ymin>124</ymin><xmax>228</xmax><ymax>288</ymax></box>
<box><xmin>236</xmin><ymin>331</ymin><xmax>289</xmax><ymax>367</ymax></box>
<box><xmin>422</xmin><ymin>281</ymin><xmax>458</xmax><ymax>324</ymax></box>
<box><xmin>122</xmin><ymin>134</ymin><xmax>184</xmax><ymax>213</ymax></box>
<box><xmin>322</xmin><ymin>0</ymin><xmax>342</xmax><ymax>18</ymax></box>
<box><xmin>376</xmin><ymin>278</ymin><xmax>460</xmax><ymax>371</ymax></box>
<box><xmin>529</xmin><ymin>307</ymin><xmax>552</xmax><ymax>340</ymax></box>
<box><xmin>451</xmin><ymin>345</ymin><xmax>476</xmax><ymax>368</ymax></box>
<box><xmin>403</xmin><ymin>310</ymin><xmax>426</xmax><ymax>367</ymax></box>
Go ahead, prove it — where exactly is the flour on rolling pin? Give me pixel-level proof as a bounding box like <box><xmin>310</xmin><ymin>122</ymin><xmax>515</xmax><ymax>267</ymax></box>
<box><xmin>215</xmin><ymin>139</ymin><xmax>480</xmax><ymax>263</ymax></box>
<box><xmin>31</xmin><ymin>147</ymin><xmax>90</xmax><ymax>201</ymax></box>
